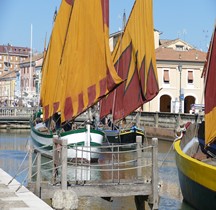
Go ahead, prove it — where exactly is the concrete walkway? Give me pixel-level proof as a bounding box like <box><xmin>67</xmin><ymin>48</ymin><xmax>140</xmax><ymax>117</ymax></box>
<box><xmin>0</xmin><ymin>168</ymin><xmax>53</xmax><ymax>210</ymax></box>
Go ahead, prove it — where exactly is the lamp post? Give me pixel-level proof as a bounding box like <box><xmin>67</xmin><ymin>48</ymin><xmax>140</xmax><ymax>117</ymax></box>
<box><xmin>178</xmin><ymin>64</ymin><xmax>182</xmax><ymax>113</ymax></box>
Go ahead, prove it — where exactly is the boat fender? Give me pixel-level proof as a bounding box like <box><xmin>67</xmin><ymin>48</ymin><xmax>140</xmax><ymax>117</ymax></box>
<box><xmin>182</xmin><ymin>137</ymin><xmax>199</xmax><ymax>154</ymax></box>
<box><xmin>175</xmin><ymin>125</ymin><xmax>186</xmax><ymax>138</ymax></box>
<box><xmin>174</xmin><ymin>131</ymin><xmax>183</xmax><ymax>139</ymax></box>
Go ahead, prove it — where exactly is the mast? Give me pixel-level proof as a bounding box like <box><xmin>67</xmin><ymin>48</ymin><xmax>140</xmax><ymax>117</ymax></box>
<box><xmin>30</xmin><ymin>24</ymin><xmax>33</xmax><ymax>98</ymax></box>
<box><xmin>123</xmin><ymin>10</ymin><xmax>126</xmax><ymax>29</ymax></box>
<box><xmin>111</xmin><ymin>10</ymin><xmax>127</xmax><ymax>124</ymax></box>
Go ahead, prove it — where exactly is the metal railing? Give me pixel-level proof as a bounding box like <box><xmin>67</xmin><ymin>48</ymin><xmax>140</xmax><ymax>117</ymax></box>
<box><xmin>0</xmin><ymin>107</ymin><xmax>36</xmax><ymax>117</ymax></box>
<box><xmin>0</xmin><ymin>108</ymin><xmax>199</xmax><ymax>130</ymax></box>
<box><xmin>29</xmin><ymin>137</ymin><xmax>159</xmax><ymax>208</ymax></box>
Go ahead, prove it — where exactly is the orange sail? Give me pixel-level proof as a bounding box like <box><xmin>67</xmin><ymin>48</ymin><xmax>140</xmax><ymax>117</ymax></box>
<box><xmin>40</xmin><ymin>0</ymin><xmax>122</xmax><ymax>122</ymax></box>
<box><xmin>204</xmin><ymin>25</ymin><xmax>216</xmax><ymax>145</ymax></box>
<box><xmin>100</xmin><ymin>0</ymin><xmax>159</xmax><ymax>121</ymax></box>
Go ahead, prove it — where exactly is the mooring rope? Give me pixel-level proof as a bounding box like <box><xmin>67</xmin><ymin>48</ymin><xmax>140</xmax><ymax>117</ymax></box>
<box><xmin>158</xmin><ymin>133</ymin><xmax>183</xmax><ymax>169</ymax></box>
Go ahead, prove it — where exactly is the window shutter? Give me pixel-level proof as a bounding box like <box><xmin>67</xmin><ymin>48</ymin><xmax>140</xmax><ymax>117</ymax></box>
<box><xmin>164</xmin><ymin>70</ymin><xmax>169</xmax><ymax>83</ymax></box>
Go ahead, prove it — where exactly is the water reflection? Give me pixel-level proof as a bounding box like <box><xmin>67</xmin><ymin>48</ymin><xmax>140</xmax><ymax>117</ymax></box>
<box><xmin>0</xmin><ymin>130</ymin><xmax>195</xmax><ymax>209</ymax></box>
<box><xmin>0</xmin><ymin>129</ymin><xmax>30</xmax><ymax>184</ymax></box>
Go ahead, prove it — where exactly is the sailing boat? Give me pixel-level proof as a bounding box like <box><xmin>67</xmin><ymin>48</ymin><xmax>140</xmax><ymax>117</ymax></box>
<box><xmin>100</xmin><ymin>0</ymin><xmax>159</xmax><ymax>144</ymax></box>
<box><xmin>174</xmin><ymin>24</ymin><xmax>216</xmax><ymax>210</ymax></box>
<box><xmin>30</xmin><ymin>0</ymin><xmax>122</xmax><ymax>161</ymax></box>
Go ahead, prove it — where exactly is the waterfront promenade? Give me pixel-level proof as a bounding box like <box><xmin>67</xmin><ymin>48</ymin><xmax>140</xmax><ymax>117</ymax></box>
<box><xmin>0</xmin><ymin>168</ymin><xmax>53</xmax><ymax>210</ymax></box>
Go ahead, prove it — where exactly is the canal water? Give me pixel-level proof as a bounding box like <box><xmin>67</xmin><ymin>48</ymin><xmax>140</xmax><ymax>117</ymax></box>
<box><xmin>0</xmin><ymin>129</ymin><xmax>194</xmax><ymax>210</ymax></box>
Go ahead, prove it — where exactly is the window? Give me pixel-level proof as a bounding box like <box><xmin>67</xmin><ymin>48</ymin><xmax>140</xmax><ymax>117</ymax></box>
<box><xmin>0</xmin><ymin>55</ymin><xmax>2</xmax><ymax>60</ymax></box>
<box><xmin>26</xmin><ymin>78</ymin><xmax>29</xmax><ymax>87</ymax></box>
<box><xmin>176</xmin><ymin>45</ymin><xmax>184</xmax><ymax>51</ymax></box>
<box><xmin>4</xmin><ymin>61</ymin><xmax>10</xmax><ymax>71</ymax></box>
<box><xmin>188</xmin><ymin>71</ymin><xmax>193</xmax><ymax>84</ymax></box>
<box><xmin>163</xmin><ymin>70</ymin><xmax>170</xmax><ymax>84</ymax></box>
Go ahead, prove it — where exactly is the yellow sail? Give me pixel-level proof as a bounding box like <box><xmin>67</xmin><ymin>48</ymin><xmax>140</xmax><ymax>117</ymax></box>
<box><xmin>40</xmin><ymin>0</ymin><xmax>74</xmax><ymax>120</ymax></box>
<box><xmin>41</xmin><ymin>0</ymin><xmax>122</xmax><ymax>122</ymax></box>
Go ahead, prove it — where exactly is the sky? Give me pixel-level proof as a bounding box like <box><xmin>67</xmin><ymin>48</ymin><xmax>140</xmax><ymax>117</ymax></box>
<box><xmin>0</xmin><ymin>0</ymin><xmax>215</xmax><ymax>53</ymax></box>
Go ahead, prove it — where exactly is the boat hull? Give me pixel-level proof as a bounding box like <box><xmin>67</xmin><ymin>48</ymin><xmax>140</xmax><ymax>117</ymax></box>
<box><xmin>103</xmin><ymin>130</ymin><xmax>120</xmax><ymax>144</ymax></box>
<box><xmin>174</xmin><ymin>140</ymin><xmax>216</xmax><ymax>210</ymax></box>
<box><xmin>104</xmin><ymin>129</ymin><xmax>144</xmax><ymax>144</ymax></box>
<box><xmin>30</xmin><ymin>125</ymin><xmax>104</xmax><ymax>161</ymax></box>
<box><xmin>119</xmin><ymin>129</ymin><xmax>144</xmax><ymax>144</ymax></box>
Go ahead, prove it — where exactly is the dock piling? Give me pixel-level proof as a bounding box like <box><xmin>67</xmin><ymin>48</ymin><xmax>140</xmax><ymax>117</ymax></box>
<box><xmin>151</xmin><ymin>138</ymin><xmax>159</xmax><ymax>209</ymax></box>
<box><xmin>35</xmin><ymin>151</ymin><xmax>41</xmax><ymax>197</ymax></box>
<box><xmin>28</xmin><ymin>148</ymin><xmax>32</xmax><ymax>182</ymax></box>
<box><xmin>61</xmin><ymin>138</ymin><xmax>68</xmax><ymax>190</ymax></box>
<box><xmin>52</xmin><ymin>136</ymin><xmax>59</xmax><ymax>184</ymax></box>
<box><xmin>136</xmin><ymin>136</ymin><xmax>142</xmax><ymax>178</ymax></box>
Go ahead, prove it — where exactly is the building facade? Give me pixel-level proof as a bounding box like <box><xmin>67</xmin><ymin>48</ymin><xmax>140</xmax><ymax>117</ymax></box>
<box><xmin>146</xmin><ymin>39</ymin><xmax>206</xmax><ymax>113</ymax></box>
<box><xmin>19</xmin><ymin>53</ymin><xmax>43</xmax><ymax>107</ymax></box>
<box><xmin>0</xmin><ymin>44</ymin><xmax>30</xmax><ymax>106</ymax></box>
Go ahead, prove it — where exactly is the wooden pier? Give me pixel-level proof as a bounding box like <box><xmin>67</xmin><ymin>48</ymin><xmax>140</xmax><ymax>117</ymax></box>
<box><xmin>27</xmin><ymin>137</ymin><xmax>159</xmax><ymax>210</ymax></box>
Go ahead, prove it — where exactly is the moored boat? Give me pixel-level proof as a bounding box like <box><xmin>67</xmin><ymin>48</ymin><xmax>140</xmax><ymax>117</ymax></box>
<box><xmin>30</xmin><ymin>0</ymin><xmax>123</xmax><ymax>161</ymax></box>
<box><xmin>31</xmin><ymin>121</ymin><xmax>104</xmax><ymax>161</ymax></box>
<box><xmin>174</xmin><ymin>24</ymin><xmax>216</xmax><ymax>210</ymax></box>
<box><xmin>175</xmin><ymin>138</ymin><xmax>216</xmax><ymax>210</ymax></box>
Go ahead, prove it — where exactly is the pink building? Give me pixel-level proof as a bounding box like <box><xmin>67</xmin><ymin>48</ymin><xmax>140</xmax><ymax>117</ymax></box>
<box><xmin>19</xmin><ymin>53</ymin><xmax>43</xmax><ymax>106</ymax></box>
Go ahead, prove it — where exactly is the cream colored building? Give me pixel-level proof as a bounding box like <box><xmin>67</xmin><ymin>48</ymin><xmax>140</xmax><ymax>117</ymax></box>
<box><xmin>146</xmin><ymin>38</ymin><xmax>206</xmax><ymax>113</ymax></box>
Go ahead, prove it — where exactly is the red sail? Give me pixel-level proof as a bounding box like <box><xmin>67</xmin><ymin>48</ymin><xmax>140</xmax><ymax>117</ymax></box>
<box><xmin>100</xmin><ymin>0</ymin><xmax>159</xmax><ymax>121</ymax></box>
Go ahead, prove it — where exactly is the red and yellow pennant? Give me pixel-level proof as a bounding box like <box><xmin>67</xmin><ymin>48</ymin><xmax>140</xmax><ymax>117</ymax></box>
<box><xmin>205</xmin><ymin>25</ymin><xmax>216</xmax><ymax>145</ymax></box>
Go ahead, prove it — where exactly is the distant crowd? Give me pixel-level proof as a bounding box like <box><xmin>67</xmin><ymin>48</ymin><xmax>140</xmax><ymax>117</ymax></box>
<box><xmin>0</xmin><ymin>99</ymin><xmax>36</xmax><ymax>108</ymax></box>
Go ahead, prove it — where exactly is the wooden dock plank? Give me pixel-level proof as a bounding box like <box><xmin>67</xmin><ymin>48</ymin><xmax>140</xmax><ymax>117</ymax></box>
<box><xmin>28</xmin><ymin>181</ymin><xmax>152</xmax><ymax>199</ymax></box>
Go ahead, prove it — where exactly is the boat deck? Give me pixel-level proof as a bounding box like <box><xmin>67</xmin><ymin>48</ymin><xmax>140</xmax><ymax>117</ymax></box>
<box><xmin>202</xmin><ymin>158</ymin><xmax>216</xmax><ymax>166</ymax></box>
<box><xmin>191</xmin><ymin>150</ymin><xmax>216</xmax><ymax>166</ymax></box>
<box><xmin>0</xmin><ymin>168</ymin><xmax>53</xmax><ymax>210</ymax></box>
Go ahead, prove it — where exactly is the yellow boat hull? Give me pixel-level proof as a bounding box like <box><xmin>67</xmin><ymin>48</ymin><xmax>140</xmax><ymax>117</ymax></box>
<box><xmin>174</xmin><ymin>140</ymin><xmax>216</xmax><ymax>210</ymax></box>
